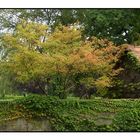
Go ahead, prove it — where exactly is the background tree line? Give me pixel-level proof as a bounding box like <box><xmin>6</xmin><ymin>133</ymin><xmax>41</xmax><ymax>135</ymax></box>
<box><xmin>1</xmin><ymin>9</ymin><xmax>140</xmax><ymax>45</ymax></box>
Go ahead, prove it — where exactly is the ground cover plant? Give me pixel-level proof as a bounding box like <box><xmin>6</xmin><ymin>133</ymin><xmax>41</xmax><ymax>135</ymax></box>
<box><xmin>1</xmin><ymin>95</ymin><xmax>140</xmax><ymax>131</ymax></box>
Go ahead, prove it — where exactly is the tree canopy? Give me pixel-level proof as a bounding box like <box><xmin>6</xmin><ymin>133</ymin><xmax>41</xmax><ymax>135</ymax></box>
<box><xmin>1</xmin><ymin>21</ymin><xmax>122</xmax><ymax>98</ymax></box>
<box><xmin>1</xmin><ymin>9</ymin><xmax>140</xmax><ymax>44</ymax></box>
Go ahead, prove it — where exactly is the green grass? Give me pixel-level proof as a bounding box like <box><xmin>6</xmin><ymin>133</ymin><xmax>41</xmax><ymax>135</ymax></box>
<box><xmin>0</xmin><ymin>95</ymin><xmax>24</xmax><ymax>101</ymax></box>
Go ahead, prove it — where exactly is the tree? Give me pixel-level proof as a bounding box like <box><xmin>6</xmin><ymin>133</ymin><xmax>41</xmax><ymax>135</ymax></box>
<box><xmin>1</xmin><ymin>21</ymin><xmax>49</xmax><ymax>93</ymax></box>
<box><xmin>1</xmin><ymin>9</ymin><xmax>140</xmax><ymax>45</ymax></box>
<box><xmin>1</xmin><ymin>21</ymin><xmax>122</xmax><ymax>98</ymax></box>
<box><xmin>0</xmin><ymin>9</ymin><xmax>60</xmax><ymax>32</ymax></box>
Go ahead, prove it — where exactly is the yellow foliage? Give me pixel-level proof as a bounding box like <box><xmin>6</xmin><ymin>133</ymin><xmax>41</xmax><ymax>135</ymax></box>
<box><xmin>1</xmin><ymin>21</ymin><xmax>122</xmax><ymax>94</ymax></box>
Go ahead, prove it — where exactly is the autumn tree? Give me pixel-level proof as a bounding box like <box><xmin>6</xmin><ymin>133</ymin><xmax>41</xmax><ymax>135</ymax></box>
<box><xmin>1</xmin><ymin>21</ymin><xmax>122</xmax><ymax>98</ymax></box>
<box><xmin>1</xmin><ymin>21</ymin><xmax>49</xmax><ymax>94</ymax></box>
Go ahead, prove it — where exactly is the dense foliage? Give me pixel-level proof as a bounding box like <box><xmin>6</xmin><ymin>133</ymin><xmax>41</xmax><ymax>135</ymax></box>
<box><xmin>113</xmin><ymin>109</ymin><xmax>140</xmax><ymax>131</ymax></box>
<box><xmin>0</xmin><ymin>21</ymin><xmax>122</xmax><ymax>98</ymax></box>
<box><xmin>109</xmin><ymin>49</ymin><xmax>140</xmax><ymax>98</ymax></box>
<box><xmin>1</xmin><ymin>95</ymin><xmax>140</xmax><ymax>131</ymax></box>
<box><xmin>1</xmin><ymin>9</ymin><xmax>140</xmax><ymax>44</ymax></box>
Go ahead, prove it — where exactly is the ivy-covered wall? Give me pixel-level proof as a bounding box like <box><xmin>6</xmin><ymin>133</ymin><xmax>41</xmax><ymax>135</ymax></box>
<box><xmin>1</xmin><ymin>95</ymin><xmax>140</xmax><ymax>131</ymax></box>
<box><xmin>111</xmin><ymin>47</ymin><xmax>140</xmax><ymax>98</ymax></box>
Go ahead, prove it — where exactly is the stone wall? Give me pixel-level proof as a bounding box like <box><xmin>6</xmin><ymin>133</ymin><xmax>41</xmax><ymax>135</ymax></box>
<box><xmin>0</xmin><ymin>118</ymin><xmax>52</xmax><ymax>131</ymax></box>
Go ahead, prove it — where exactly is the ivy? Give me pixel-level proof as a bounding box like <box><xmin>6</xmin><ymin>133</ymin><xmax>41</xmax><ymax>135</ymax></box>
<box><xmin>1</xmin><ymin>95</ymin><xmax>140</xmax><ymax>131</ymax></box>
<box><xmin>113</xmin><ymin>109</ymin><xmax>140</xmax><ymax>131</ymax></box>
<box><xmin>125</xmin><ymin>52</ymin><xmax>140</xmax><ymax>71</ymax></box>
